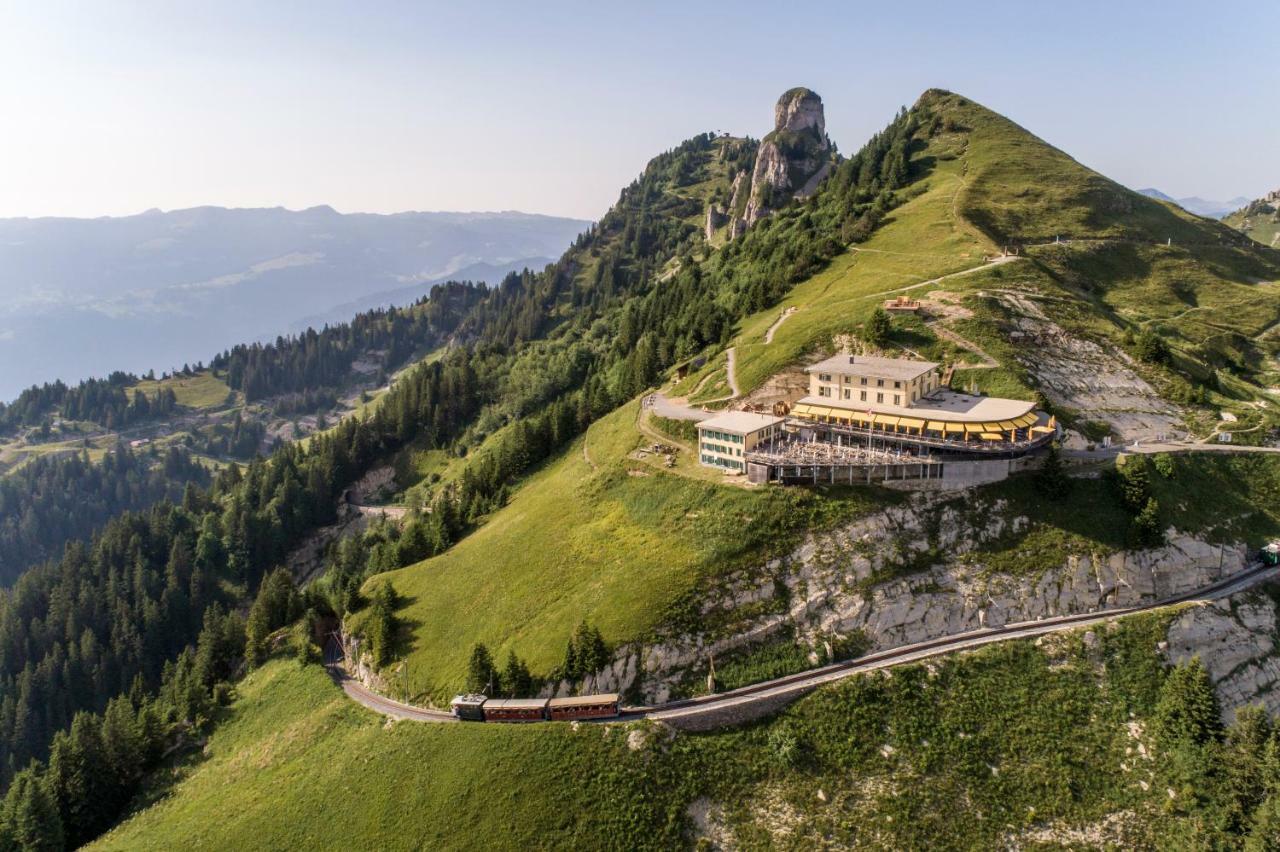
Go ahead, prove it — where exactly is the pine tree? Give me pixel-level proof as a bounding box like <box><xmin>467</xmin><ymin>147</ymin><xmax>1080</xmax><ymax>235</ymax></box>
<box><xmin>863</xmin><ymin>307</ymin><xmax>892</xmax><ymax>347</ymax></box>
<box><xmin>465</xmin><ymin>644</ymin><xmax>496</xmax><ymax>694</ymax></box>
<box><xmin>1132</xmin><ymin>497</ymin><xmax>1163</xmax><ymax>547</ymax></box>
<box><xmin>1118</xmin><ymin>455</ymin><xmax>1152</xmax><ymax>513</ymax></box>
<box><xmin>1248</xmin><ymin>794</ymin><xmax>1280</xmax><ymax>851</ymax></box>
<box><xmin>100</xmin><ymin>696</ymin><xmax>143</xmax><ymax>793</ymax></box>
<box><xmin>1153</xmin><ymin>657</ymin><xmax>1222</xmax><ymax>748</ymax></box>
<box><xmin>1035</xmin><ymin>443</ymin><xmax>1071</xmax><ymax>498</ymax></box>
<box><xmin>0</xmin><ymin>766</ymin><xmax>63</xmax><ymax>852</ymax></box>
<box><xmin>367</xmin><ymin>583</ymin><xmax>398</xmax><ymax>668</ymax></box>
<box><xmin>46</xmin><ymin>713</ymin><xmax>112</xmax><ymax>847</ymax></box>
<box><xmin>501</xmin><ymin>651</ymin><xmax>533</xmax><ymax>698</ymax></box>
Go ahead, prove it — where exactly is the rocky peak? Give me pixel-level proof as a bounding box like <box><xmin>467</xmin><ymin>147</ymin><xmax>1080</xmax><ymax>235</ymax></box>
<box><xmin>701</xmin><ymin>87</ymin><xmax>835</xmax><ymax>242</ymax></box>
<box><xmin>774</xmin><ymin>87</ymin><xmax>826</xmax><ymax>138</ymax></box>
<box><xmin>743</xmin><ymin>88</ymin><xmax>833</xmax><ymax>225</ymax></box>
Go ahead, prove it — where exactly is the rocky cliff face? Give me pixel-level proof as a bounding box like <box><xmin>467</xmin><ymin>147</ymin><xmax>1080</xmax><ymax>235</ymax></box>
<box><xmin>704</xmin><ymin>88</ymin><xmax>834</xmax><ymax>242</ymax></box>
<box><xmin>1165</xmin><ymin>591</ymin><xmax>1280</xmax><ymax>723</ymax></box>
<box><xmin>744</xmin><ymin>88</ymin><xmax>833</xmax><ymax>225</ymax></box>
<box><xmin>566</xmin><ymin>493</ymin><xmax>1253</xmax><ymax>703</ymax></box>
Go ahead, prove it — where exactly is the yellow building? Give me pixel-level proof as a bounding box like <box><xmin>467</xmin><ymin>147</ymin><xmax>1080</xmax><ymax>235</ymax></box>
<box><xmin>808</xmin><ymin>354</ymin><xmax>941</xmax><ymax>408</ymax></box>
<box><xmin>796</xmin><ymin>354</ymin><xmax>1052</xmax><ymax>446</ymax></box>
<box><xmin>697</xmin><ymin>411</ymin><xmax>785</xmax><ymax>473</ymax></box>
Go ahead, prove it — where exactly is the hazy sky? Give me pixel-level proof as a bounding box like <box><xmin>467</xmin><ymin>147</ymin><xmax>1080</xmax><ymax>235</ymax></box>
<box><xmin>2</xmin><ymin>1</ymin><xmax>1276</xmax><ymax>221</ymax></box>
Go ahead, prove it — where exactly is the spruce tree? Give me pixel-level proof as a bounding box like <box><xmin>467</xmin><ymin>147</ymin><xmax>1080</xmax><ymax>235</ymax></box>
<box><xmin>863</xmin><ymin>307</ymin><xmax>892</xmax><ymax>347</ymax></box>
<box><xmin>1035</xmin><ymin>443</ymin><xmax>1071</xmax><ymax>498</ymax></box>
<box><xmin>501</xmin><ymin>651</ymin><xmax>533</xmax><ymax>698</ymax></box>
<box><xmin>465</xmin><ymin>644</ymin><xmax>496</xmax><ymax>694</ymax></box>
<box><xmin>0</xmin><ymin>766</ymin><xmax>63</xmax><ymax>852</ymax></box>
<box><xmin>1153</xmin><ymin>657</ymin><xmax>1222</xmax><ymax>748</ymax></box>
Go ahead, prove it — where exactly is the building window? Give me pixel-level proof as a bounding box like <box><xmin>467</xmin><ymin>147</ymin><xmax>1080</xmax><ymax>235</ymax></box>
<box><xmin>843</xmin><ymin>389</ymin><xmax>851</xmax><ymax>399</ymax></box>
<box><xmin>819</xmin><ymin>386</ymin><xmax>830</xmax><ymax>397</ymax></box>
<box><xmin>860</xmin><ymin>377</ymin><xmax>867</xmax><ymax>386</ymax></box>
<box><xmin>877</xmin><ymin>379</ymin><xmax>884</xmax><ymax>387</ymax></box>
<box><xmin>894</xmin><ymin>381</ymin><xmax>901</xmax><ymax>389</ymax></box>
<box><xmin>860</xmin><ymin>390</ymin><xmax>867</xmax><ymax>402</ymax></box>
<box><xmin>819</xmin><ymin>373</ymin><xmax>831</xmax><ymax>382</ymax></box>
<box><xmin>876</xmin><ymin>392</ymin><xmax>884</xmax><ymax>403</ymax></box>
<box><xmin>894</xmin><ymin>394</ymin><xmax>901</xmax><ymax>405</ymax></box>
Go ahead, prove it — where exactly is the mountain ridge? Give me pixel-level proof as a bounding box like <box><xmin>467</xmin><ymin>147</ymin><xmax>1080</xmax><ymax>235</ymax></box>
<box><xmin>1136</xmin><ymin>188</ymin><xmax>1252</xmax><ymax>218</ymax></box>
<box><xmin>2</xmin><ymin>86</ymin><xmax>1279</xmax><ymax>851</ymax></box>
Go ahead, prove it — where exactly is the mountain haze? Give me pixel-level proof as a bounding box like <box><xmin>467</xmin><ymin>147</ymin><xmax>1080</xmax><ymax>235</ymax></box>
<box><xmin>1136</xmin><ymin>188</ymin><xmax>1252</xmax><ymax>218</ymax></box>
<box><xmin>0</xmin><ymin>206</ymin><xmax>588</xmax><ymax>399</ymax></box>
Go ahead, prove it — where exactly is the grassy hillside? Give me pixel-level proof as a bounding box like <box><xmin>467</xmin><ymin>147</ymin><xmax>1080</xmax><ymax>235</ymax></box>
<box><xmin>92</xmin><ymin>658</ymin><xmax>689</xmax><ymax>851</ymax></box>
<box><xmin>357</xmin><ymin>400</ymin><xmax>881</xmax><ymax>703</ymax></box>
<box><xmin>129</xmin><ymin>371</ymin><xmax>236</xmax><ymax>410</ymax></box>
<box><xmin>716</xmin><ymin>90</ymin><xmax>1280</xmax><ymax>445</ymax></box>
<box><xmin>97</xmin><ymin>606</ymin><xmax>1280</xmax><ymax>850</ymax></box>
<box><xmin>1225</xmin><ymin>197</ymin><xmax>1280</xmax><ymax>249</ymax></box>
<box><xmin>728</xmin><ymin>144</ymin><xmax>995</xmax><ymax>395</ymax></box>
<box><xmin>353</xmin><ymin>89</ymin><xmax>1280</xmax><ymax>703</ymax></box>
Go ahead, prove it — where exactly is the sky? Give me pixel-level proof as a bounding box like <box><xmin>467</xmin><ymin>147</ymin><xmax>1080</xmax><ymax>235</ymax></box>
<box><xmin>1</xmin><ymin>0</ymin><xmax>1277</xmax><ymax>222</ymax></box>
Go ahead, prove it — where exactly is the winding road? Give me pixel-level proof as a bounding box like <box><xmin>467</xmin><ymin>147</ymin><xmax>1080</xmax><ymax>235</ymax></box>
<box><xmin>327</xmin><ymin>562</ymin><xmax>1278</xmax><ymax>728</ymax></box>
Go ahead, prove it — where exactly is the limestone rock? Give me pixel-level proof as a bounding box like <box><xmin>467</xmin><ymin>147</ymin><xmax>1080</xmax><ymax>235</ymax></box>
<box><xmin>744</xmin><ymin>88</ymin><xmax>832</xmax><ymax>225</ymax></box>
<box><xmin>1165</xmin><ymin>593</ymin><xmax>1280</xmax><ymax>723</ymax></box>
<box><xmin>593</xmin><ymin>487</ymin><xmax>1254</xmax><ymax>703</ymax></box>
<box><xmin>704</xmin><ymin>205</ymin><xmax>726</xmax><ymax>240</ymax></box>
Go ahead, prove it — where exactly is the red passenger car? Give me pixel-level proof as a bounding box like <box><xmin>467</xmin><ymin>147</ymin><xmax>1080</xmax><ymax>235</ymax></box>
<box><xmin>481</xmin><ymin>698</ymin><xmax>549</xmax><ymax>722</ymax></box>
<box><xmin>547</xmin><ymin>694</ymin><xmax>620</xmax><ymax>721</ymax></box>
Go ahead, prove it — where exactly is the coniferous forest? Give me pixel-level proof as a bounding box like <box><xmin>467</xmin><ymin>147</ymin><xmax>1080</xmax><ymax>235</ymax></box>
<box><xmin>0</xmin><ymin>107</ymin><xmax>924</xmax><ymax>846</ymax></box>
<box><xmin>0</xmin><ymin>444</ymin><xmax>209</xmax><ymax>586</ymax></box>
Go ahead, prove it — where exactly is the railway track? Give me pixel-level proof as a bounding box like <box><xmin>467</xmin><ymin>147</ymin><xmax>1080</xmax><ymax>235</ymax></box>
<box><xmin>328</xmin><ymin>563</ymin><xmax>1279</xmax><ymax>727</ymax></box>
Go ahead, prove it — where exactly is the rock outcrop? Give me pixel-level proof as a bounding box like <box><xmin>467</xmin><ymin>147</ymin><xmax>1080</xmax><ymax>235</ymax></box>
<box><xmin>704</xmin><ymin>205</ymin><xmax>727</xmax><ymax>240</ymax></box>
<box><xmin>704</xmin><ymin>88</ymin><xmax>834</xmax><ymax>242</ymax></box>
<box><xmin>744</xmin><ymin>88</ymin><xmax>833</xmax><ymax>225</ymax></box>
<box><xmin>577</xmin><ymin>492</ymin><xmax>1251</xmax><ymax>703</ymax></box>
<box><xmin>1165</xmin><ymin>591</ymin><xmax>1280</xmax><ymax>722</ymax></box>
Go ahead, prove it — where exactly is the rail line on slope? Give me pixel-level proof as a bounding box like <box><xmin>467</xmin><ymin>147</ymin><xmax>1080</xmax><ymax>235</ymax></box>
<box><xmin>327</xmin><ymin>563</ymin><xmax>1278</xmax><ymax>727</ymax></box>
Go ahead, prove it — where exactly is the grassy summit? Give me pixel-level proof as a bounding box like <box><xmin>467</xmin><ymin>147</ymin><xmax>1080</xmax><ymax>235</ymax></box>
<box><xmin>356</xmin><ymin>89</ymin><xmax>1280</xmax><ymax>702</ymax></box>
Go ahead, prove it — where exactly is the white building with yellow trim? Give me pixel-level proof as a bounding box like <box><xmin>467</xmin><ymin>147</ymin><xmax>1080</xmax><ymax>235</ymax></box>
<box><xmin>795</xmin><ymin>354</ymin><xmax>1053</xmax><ymax>446</ymax></box>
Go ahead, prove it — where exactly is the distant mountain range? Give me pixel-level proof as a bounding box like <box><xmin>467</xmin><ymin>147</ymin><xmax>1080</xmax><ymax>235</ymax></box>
<box><xmin>1136</xmin><ymin>188</ymin><xmax>1252</xmax><ymax>218</ymax></box>
<box><xmin>0</xmin><ymin>206</ymin><xmax>589</xmax><ymax>399</ymax></box>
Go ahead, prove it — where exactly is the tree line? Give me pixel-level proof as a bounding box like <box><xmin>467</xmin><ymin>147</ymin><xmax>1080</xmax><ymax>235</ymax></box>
<box><xmin>0</xmin><ymin>445</ymin><xmax>209</xmax><ymax>587</ymax></box>
<box><xmin>213</xmin><ymin>281</ymin><xmax>488</xmax><ymax>401</ymax></box>
<box><xmin>0</xmin><ymin>373</ymin><xmax>178</xmax><ymax>436</ymax></box>
<box><xmin>0</xmin><ymin>565</ymin><xmax>320</xmax><ymax>850</ymax></box>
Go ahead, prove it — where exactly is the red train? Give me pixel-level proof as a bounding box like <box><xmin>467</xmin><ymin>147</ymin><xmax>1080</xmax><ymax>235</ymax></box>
<box><xmin>450</xmin><ymin>693</ymin><xmax>620</xmax><ymax>722</ymax></box>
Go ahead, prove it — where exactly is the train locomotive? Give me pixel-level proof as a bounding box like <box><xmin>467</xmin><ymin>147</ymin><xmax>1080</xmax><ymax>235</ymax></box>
<box><xmin>450</xmin><ymin>693</ymin><xmax>620</xmax><ymax>722</ymax></box>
